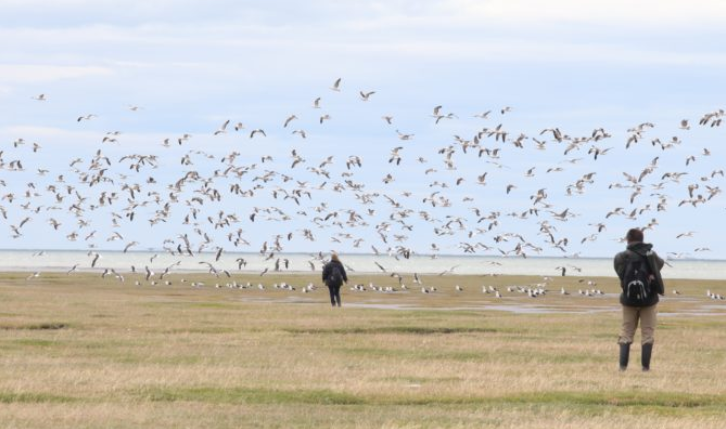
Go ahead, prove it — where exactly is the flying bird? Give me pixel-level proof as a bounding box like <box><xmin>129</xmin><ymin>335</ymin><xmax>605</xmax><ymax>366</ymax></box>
<box><xmin>250</xmin><ymin>129</ymin><xmax>266</xmax><ymax>138</ymax></box>
<box><xmin>77</xmin><ymin>114</ymin><xmax>97</xmax><ymax>122</ymax></box>
<box><xmin>359</xmin><ymin>91</ymin><xmax>375</xmax><ymax>101</ymax></box>
<box><xmin>214</xmin><ymin>119</ymin><xmax>230</xmax><ymax>135</ymax></box>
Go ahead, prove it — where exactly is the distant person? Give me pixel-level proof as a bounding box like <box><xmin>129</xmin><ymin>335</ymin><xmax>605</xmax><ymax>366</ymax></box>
<box><xmin>561</xmin><ymin>266</ymin><xmax>566</xmax><ymax>277</ymax></box>
<box><xmin>613</xmin><ymin>228</ymin><xmax>665</xmax><ymax>372</ymax></box>
<box><xmin>322</xmin><ymin>253</ymin><xmax>348</xmax><ymax>307</ymax></box>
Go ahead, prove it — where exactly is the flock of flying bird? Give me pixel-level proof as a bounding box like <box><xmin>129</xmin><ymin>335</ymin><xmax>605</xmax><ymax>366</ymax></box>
<box><xmin>3</xmin><ymin>77</ymin><xmax>726</xmax><ymax>303</ymax></box>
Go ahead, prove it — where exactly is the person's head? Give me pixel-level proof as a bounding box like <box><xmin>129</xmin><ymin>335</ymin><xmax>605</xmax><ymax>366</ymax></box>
<box><xmin>625</xmin><ymin>228</ymin><xmax>644</xmax><ymax>244</ymax></box>
<box><xmin>330</xmin><ymin>252</ymin><xmax>340</xmax><ymax>262</ymax></box>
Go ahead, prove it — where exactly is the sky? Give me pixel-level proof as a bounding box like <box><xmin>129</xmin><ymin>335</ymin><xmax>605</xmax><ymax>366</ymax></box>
<box><xmin>0</xmin><ymin>0</ymin><xmax>725</xmax><ymax>261</ymax></box>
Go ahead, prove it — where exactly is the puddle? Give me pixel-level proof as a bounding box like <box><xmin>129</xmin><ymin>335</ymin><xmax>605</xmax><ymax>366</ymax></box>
<box><xmin>344</xmin><ymin>302</ymin><xmax>618</xmax><ymax>315</ymax></box>
<box><xmin>659</xmin><ymin>312</ymin><xmax>726</xmax><ymax>317</ymax></box>
<box><xmin>240</xmin><ymin>296</ymin><xmax>617</xmax><ymax>314</ymax></box>
<box><xmin>238</xmin><ymin>295</ymin><xmax>725</xmax><ymax>316</ymax></box>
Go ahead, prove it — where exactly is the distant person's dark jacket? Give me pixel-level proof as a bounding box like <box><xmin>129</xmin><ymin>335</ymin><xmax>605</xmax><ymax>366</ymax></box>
<box><xmin>322</xmin><ymin>260</ymin><xmax>348</xmax><ymax>288</ymax></box>
<box><xmin>614</xmin><ymin>242</ymin><xmax>665</xmax><ymax>307</ymax></box>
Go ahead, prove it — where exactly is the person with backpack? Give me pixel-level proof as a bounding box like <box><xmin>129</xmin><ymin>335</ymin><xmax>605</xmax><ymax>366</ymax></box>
<box><xmin>322</xmin><ymin>253</ymin><xmax>348</xmax><ymax>307</ymax></box>
<box><xmin>613</xmin><ymin>228</ymin><xmax>665</xmax><ymax>372</ymax></box>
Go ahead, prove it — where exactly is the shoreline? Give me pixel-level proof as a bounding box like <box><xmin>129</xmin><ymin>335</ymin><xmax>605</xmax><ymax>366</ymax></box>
<box><xmin>2</xmin><ymin>248</ymin><xmax>725</xmax><ymax>263</ymax></box>
<box><xmin>0</xmin><ymin>269</ymin><xmax>725</xmax><ymax>283</ymax></box>
<box><xmin>2</xmin><ymin>250</ymin><xmax>726</xmax><ymax>280</ymax></box>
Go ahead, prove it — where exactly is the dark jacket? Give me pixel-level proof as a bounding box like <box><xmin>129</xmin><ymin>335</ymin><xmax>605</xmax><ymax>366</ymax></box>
<box><xmin>614</xmin><ymin>242</ymin><xmax>665</xmax><ymax>307</ymax></box>
<box><xmin>322</xmin><ymin>260</ymin><xmax>347</xmax><ymax>288</ymax></box>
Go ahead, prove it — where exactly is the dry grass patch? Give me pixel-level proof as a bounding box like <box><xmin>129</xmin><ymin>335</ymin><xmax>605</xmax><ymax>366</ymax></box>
<box><xmin>1</xmin><ymin>272</ymin><xmax>726</xmax><ymax>428</ymax></box>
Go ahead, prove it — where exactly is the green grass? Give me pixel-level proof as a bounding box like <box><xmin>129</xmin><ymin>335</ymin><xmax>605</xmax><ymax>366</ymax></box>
<box><xmin>9</xmin><ymin>339</ymin><xmax>57</xmax><ymax>347</ymax></box>
<box><xmin>0</xmin><ymin>392</ymin><xmax>78</xmax><ymax>404</ymax></box>
<box><xmin>498</xmin><ymin>391</ymin><xmax>726</xmax><ymax>409</ymax></box>
<box><xmin>138</xmin><ymin>386</ymin><xmax>365</xmax><ymax>405</ymax></box>
<box><xmin>339</xmin><ymin>346</ymin><xmax>490</xmax><ymax>362</ymax></box>
<box><xmin>131</xmin><ymin>386</ymin><xmax>726</xmax><ymax>409</ymax></box>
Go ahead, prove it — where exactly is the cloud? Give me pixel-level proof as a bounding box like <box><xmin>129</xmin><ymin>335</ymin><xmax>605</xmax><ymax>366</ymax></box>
<box><xmin>0</xmin><ymin>64</ymin><xmax>113</xmax><ymax>84</ymax></box>
<box><xmin>411</xmin><ymin>0</ymin><xmax>726</xmax><ymax>28</ymax></box>
<box><xmin>2</xmin><ymin>22</ymin><xmax>724</xmax><ymax>80</ymax></box>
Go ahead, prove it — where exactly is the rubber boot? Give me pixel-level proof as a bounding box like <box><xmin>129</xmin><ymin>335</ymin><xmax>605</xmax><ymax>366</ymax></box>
<box><xmin>619</xmin><ymin>343</ymin><xmax>630</xmax><ymax>371</ymax></box>
<box><xmin>642</xmin><ymin>343</ymin><xmax>653</xmax><ymax>372</ymax></box>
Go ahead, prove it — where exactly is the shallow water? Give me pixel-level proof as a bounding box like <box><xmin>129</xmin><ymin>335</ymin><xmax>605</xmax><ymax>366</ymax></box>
<box><xmin>238</xmin><ymin>295</ymin><xmax>725</xmax><ymax>316</ymax></box>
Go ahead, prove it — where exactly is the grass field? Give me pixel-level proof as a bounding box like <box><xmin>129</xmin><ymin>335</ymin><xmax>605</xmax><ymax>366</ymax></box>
<box><xmin>1</xmin><ymin>271</ymin><xmax>725</xmax><ymax>428</ymax></box>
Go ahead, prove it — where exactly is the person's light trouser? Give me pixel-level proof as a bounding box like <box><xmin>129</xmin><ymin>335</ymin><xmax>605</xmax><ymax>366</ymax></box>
<box><xmin>619</xmin><ymin>304</ymin><xmax>657</xmax><ymax>345</ymax></box>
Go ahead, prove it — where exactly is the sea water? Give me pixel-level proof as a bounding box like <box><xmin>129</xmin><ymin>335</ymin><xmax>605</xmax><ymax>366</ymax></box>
<box><xmin>1</xmin><ymin>249</ymin><xmax>724</xmax><ymax>280</ymax></box>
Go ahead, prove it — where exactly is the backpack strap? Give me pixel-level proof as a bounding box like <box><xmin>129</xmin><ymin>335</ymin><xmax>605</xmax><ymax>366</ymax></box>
<box><xmin>642</xmin><ymin>250</ymin><xmax>665</xmax><ymax>295</ymax></box>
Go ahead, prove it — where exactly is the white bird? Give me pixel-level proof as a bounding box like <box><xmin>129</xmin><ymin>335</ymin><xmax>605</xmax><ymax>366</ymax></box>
<box><xmin>214</xmin><ymin>119</ymin><xmax>230</xmax><ymax>135</ymax></box>
<box><xmin>144</xmin><ymin>266</ymin><xmax>154</xmax><ymax>281</ymax></box>
<box><xmin>396</xmin><ymin>130</ymin><xmax>414</xmax><ymax>141</ymax></box>
<box><xmin>292</xmin><ymin>129</ymin><xmax>307</xmax><ymax>139</ymax></box>
<box><xmin>283</xmin><ymin>115</ymin><xmax>298</xmax><ymax>128</ymax></box>
<box><xmin>676</xmin><ymin>231</ymin><xmax>695</xmax><ymax>239</ymax></box>
<box><xmin>250</xmin><ymin>129</ymin><xmax>266</xmax><ymax>138</ymax></box>
<box><xmin>123</xmin><ymin>241</ymin><xmax>139</xmax><ymax>253</ymax></box>
<box><xmin>77</xmin><ymin>114</ymin><xmax>97</xmax><ymax>122</ymax></box>
<box><xmin>359</xmin><ymin>91</ymin><xmax>375</xmax><ymax>101</ymax></box>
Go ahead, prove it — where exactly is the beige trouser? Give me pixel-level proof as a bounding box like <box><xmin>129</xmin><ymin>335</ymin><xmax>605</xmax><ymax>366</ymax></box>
<box><xmin>619</xmin><ymin>304</ymin><xmax>657</xmax><ymax>345</ymax></box>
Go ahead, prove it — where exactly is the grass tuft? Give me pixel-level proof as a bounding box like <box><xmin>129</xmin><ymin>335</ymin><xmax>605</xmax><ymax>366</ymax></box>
<box><xmin>0</xmin><ymin>323</ymin><xmax>68</xmax><ymax>330</ymax></box>
<box><xmin>497</xmin><ymin>391</ymin><xmax>726</xmax><ymax>408</ymax></box>
<box><xmin>285</xmin><ymin>326</ymin><xmax>497</xmax><ymax>335</ymax></box>
<box><xmin>0</xmin><ymin>392</ymin><xmax>77</xmax><ymax>404</ymax></box>
<box><xmin>138</xmin><ymin>386</ymin><xmax>364</xmax><ymax>405</ymax></box>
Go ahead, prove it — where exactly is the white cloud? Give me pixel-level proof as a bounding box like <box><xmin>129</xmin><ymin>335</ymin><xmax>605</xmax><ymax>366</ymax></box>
<box><xmin>2</xmin><ymin>22</ymin><xmax>724</xmax><ymax>76</ymax></box>
<box><xmin>0</xmin><ymin>64</ymin><xmax>113</xmax><ymax>83</ymax></box>
<box><xmin>417</xmin><ymin>0</ymin><xmax>726</xmax><ymax>28</ymax></box>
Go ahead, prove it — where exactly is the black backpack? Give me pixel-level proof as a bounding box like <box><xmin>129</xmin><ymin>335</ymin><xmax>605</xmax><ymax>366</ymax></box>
<box><xmin>622</xmin><ymin>252</ymin><xmax>652</xmax><ymax>304</ymax></box>
<box><xmin>328</xmin><ymin>263</ymin><xmax>343</xmax><ymax>287</ymax></box>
